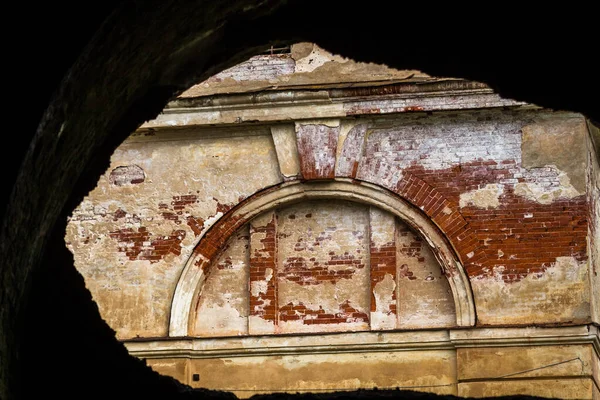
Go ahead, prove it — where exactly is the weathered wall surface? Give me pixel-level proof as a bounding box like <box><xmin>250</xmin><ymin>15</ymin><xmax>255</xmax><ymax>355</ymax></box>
<box><xmin>68</xmin><ymin>109</ymin><xmax>594</xmax><ymax>339</ymax></box>
<box><xmin>192</xmin><ymin>200</ymin><xmax>455</xmax><ymax>335</ymax></box>
<box><xmin>180</xmin><ymin>43</ymin><xmax>428</xmax><ymax>98</ymax></box>
<box><xmin>456</xmin><ymin>344</ymin><xmax>597</xmax><ymax>398</ymax></box>
<box><xmin>396</xmin><ymin>222</ymin><xmax>456</xmax><ymax>329</ymax></box>
<box><xmin>180</xmin><ymin>350</ymin><xmax>457</xmax><ymax>397</ymax></box>
<box><xmin>587</xmin><ymin>121</ymin><xmax>600</xmax><ymax>324</ymax></box>
<box><xmin>276</xmin><ymin>201</ymin><xmax>370</xmax><ymax>333</ymax></box>
<box><xmin>66</xmin><ymin>129</ymin><xmax>281</xmax><ymax>338</ymax></box>
<box><xmin>348</xmin><ymin>112</ymin><xmax>590</xmax><ymax>325</ymax></box>
<box><xmin>193</xmin><ymin>227</ymin><xmax>249</xmax><ymax>336</ymax></box>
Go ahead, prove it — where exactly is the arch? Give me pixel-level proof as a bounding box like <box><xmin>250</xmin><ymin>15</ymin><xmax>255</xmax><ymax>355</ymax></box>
<box><xmin>169</xmin><ymin>179</ymin><xmax>476</xmax><ymax>336</ymax></box>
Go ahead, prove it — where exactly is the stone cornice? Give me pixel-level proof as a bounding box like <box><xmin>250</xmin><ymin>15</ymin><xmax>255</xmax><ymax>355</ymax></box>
<box><xmin>124</xmin><ymin>325</ymin><xmax>599</xmax><ymax>360</ymax></box>
<box><xmin>139</xmin><ymin>80</ymin><xmax>533</xmax><ymax>130</ymax></box>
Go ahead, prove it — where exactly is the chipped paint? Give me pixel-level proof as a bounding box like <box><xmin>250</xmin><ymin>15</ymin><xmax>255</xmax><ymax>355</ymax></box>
<box><xmin>248</xmin><ymin>211</ymin><xmax>277</xmax><ymax>334</ymax></box>
<box><xmin>371</xmin><ymin>274</ymin><xmax>397</xmax><ymax>330</ymax></box>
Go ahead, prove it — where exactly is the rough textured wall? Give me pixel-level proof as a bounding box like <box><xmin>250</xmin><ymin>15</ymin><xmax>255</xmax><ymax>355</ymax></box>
<box><xmin>396</xmin><ymin>222</ymin><xmax>456</xmax><ymax>329</ymax></box>
<box><xmin>587</xmin><ymin>122</ymin><xmax>600</xmax><ymax>324</ymax></box>
<box><xmin>184</xmin><ymin>349</ymin><xmax>456</xmax><ymax>397</ymax></box>
<box><xmin>193</xmin><ymin>200</ymin><xmax>454</xmax><ymax>336</ymax></box>
<box><xmin>180</xmin><ymin>43</ymin><xmax>427</xmax><ymax>98</ymax></box>
<box><xmin>277</xmin><ymin>200</ymin><xmax>370</xmax><ymax>333</ymax></box>
<box><xmin>67</xmin><ymin>108</ymin><xmax>593</xmax><ymax>340</ymax></box>
<box><xmin>194</xmin><ymin>226</ymin><xmax>249</xmax><ymax>336</ymax></box>
<box><xmin>456</xmin><ymin>344</ymin><xmax>597</xmax><ymax>398</ymax></box>
<box><xmin>345</xmin><ymin>112</ymin><xmax>590</xmax><ymax>325</ymax></box>
<box><xmin>66</xmin><ymin>129</ymin><xmax>281</xmax><ymax>338</ymax></box>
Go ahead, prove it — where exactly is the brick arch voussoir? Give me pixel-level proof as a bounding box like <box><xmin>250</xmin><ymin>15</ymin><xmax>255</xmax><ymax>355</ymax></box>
<box><xmin>393</xmin><ymin>173</ymin><xmax>488</xmax><ymax>273</ymax></box>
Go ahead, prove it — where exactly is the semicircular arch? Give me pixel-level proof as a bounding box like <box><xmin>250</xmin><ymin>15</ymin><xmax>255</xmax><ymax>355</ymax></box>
<box><xmin>169</xmin><ymin>180</ymin><xmax>476</xmax><ymax>336</ymax></box>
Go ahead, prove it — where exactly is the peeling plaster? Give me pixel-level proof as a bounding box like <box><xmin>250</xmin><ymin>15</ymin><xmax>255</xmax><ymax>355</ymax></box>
<box><xmin>371</xmin><ymin>274</ymin><xmax>396</xmax><ymax>330</ymax></box>
<box><xmin>459</xmin><ymin>184</ymin><xmax>504</xmax><ymax>209</ymax></box>
<box><xmin>293</xmin><ymin>44</ymin><xmax>347</xmax><ymax>73</ymax></box>
<box><xmin>514</xmin><ymin>169</ymin><xmax>581</xmax><ymax>204</ymax></box>
<box><xmin>472</xmin><ymin>256</ymin><xmax>590</xmax><ymax>325</ymax></box>
<box><xmin>521</xmin><ymin>117</ymin><xmax>587</xmax><ymax>193</ymax></box>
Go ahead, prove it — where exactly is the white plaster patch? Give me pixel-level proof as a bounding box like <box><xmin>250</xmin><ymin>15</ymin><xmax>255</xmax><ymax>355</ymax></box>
<box><xmin>459</xmin><ymin>184</ymin><xmax>504</xmax><ymax>209</ymax></box>
<box><xmin>373</xmin><ymin>274</ymin><xmax>396</xmax><ymax>313</ymax></box>
<box><xmin>370</xmin><ymin>312</ymin><xmax>397</xmax><ymax>331</ymax></box>
<box><xmin>514</xmin><ymin>169</ymin><xmax>581</xmax><ymax>205</ymax></box>
<box><xmin>369</xmin><ymin>207</ymin><xmax>396</xmax><ymax>248</ymax></box>
<box><xmin>371</xmin><ymin>274</ymin><xmax>397</xmax><ymax>331</ymax></box>
<box><xmin>265</xmin><ymin>267</ymin><xmax>273</xmax><ymax>282</ymax></box>
<box><xmin>278</xmin><ymin>319</ymin><xmax>368</xmax><ymax>334</ymax></box>
<box><xmin>250</xmin><ymin>280</ymin><xmax>268</xmax><ymax>297</ymax></box>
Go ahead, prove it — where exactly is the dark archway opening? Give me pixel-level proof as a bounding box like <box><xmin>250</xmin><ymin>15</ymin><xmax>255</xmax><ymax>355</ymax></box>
<box><xmin>3</xmin><ymin>2</ymin><xmax>598</xmax><ymax>399</ymax></box>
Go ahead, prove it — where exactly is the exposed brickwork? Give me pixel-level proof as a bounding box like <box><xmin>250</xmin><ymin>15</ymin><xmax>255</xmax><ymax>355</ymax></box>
<box><xmin>186</xmin><ymin>216</ymin><xmax>205</xmax><ymax>237</ymax></box>
<box><xmin>354</xmin><ymin>117</ymin><xmax>588</xmax><ymax>283</ymax></box>
<box><xmin>202</xmin><ymin>54</ymin><xmax>294</xmax><ymax>84</ymax></box>
<box><xmin>400</xmin><ymin>161</ymin><xmax>587</xmax><ymax>283</ymax></box>
<box><xmin>296</xmin><ymin>123</ymin><xmax>340</xmax><ymax>180</ymax></box>
<box><xmin>172</xmin><ymin>194</ymin><xmax>198</xmax><ymax>210</ymax></box>
<box><xmin>279</xmin><ymin>255</ymin><xmax>363</xmax><ymax>285</ymax></box>
<box><xmin>336</xmin><ymin>124</ymin><xmax>368</xmax><ymax>178</ymax></box>
<box><xmin>276</xmin><ymin>201</ymin><xmax>370</xmax><ymax>332</ymax></box>
<box><xmin>279</xmin><ymin>300</ymin><xmax>368</xmax><ymax>325</ymax></box>
<box><xmin>249</xmin><ymin>213</ymin><xmax>278</xmax><ymax>325</ymax></box>
<box><xmin>369</xmin><ymin>208</ymin><xmax>397</xmax><ymax>316</ymax></box>
<box><xmin>108</xmin><ymin>165</ymin><xmax>145</xmax><ymax>185</ymax></box>
<box><xmin>109</xmin><ymin>227</ymin><xmax>186</xmax><ymax>262</ymax></box>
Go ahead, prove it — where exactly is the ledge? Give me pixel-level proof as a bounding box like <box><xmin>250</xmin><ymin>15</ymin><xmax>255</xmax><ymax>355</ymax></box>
<box><xmin>139</xmin><ymin>81</ymin><xmax>532</xmax><ymax>130</ymax></box>
<box><xmin>124</xmin><ymin>324</ymin><xmax>599</xmax><ymax>360</ymax></box>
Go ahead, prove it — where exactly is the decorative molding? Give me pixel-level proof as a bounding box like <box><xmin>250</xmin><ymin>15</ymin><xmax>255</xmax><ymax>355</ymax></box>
<box><xmin>127</xmin><ymin>325</ymin><xmax>599</xmax><ymax>360</ymax></box>
<box><xmin>140</xmin><ymin>84</ymin><xmax>532</xmax><ymax>130</ymax></box>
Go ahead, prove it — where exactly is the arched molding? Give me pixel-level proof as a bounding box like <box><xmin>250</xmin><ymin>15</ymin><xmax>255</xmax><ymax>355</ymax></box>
<box><xmin>170</xmin><ymin>179</ymin><xmax>476</xmax><ymax>336</ymax></box>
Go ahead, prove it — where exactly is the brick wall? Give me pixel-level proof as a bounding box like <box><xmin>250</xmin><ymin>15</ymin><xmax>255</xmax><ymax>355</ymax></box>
<box><xmin>67</xmin><ymin>109</ymin><xmax>593</xmax><ymax>338</ymax></box>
